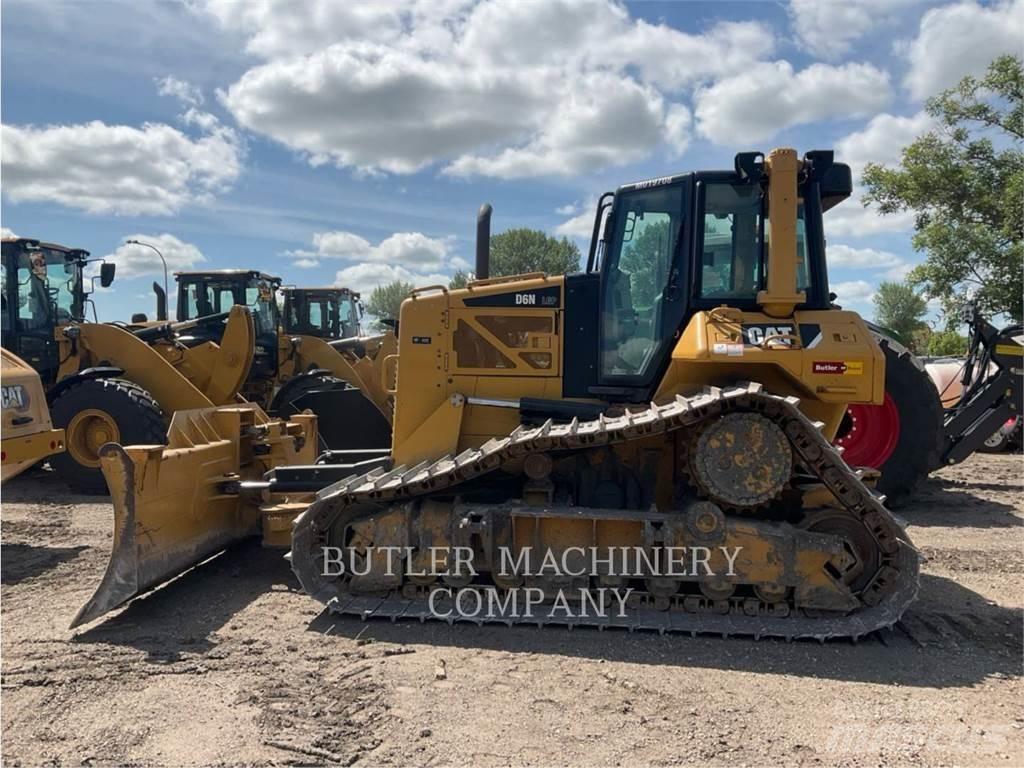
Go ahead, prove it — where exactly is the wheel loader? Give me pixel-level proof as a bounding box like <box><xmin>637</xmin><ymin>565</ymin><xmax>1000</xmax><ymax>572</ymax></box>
<box><xmin>78</xmin><ymin>148</ymin><xmax>920</xmax><ymax>640</ymax></box>
<box><xmin>171</xmin><ymin>272</ymin><xmax>394</xmax><ymax>449</ymax></box>
<box><xmin>0</xmin><ymin>237</ymin><xmax>264</xmax><ymax>492</ymax></box>
<box><xmin>1</xmin><ymin>348</ymin><xmax>65</xmax><ymax>483</ymax></box>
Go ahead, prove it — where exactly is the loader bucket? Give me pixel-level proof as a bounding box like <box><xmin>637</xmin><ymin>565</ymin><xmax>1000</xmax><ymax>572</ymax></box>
<box><xmin>291</xmin><ymin>383</ymin><xmax>392</xmax><ymax>451</ymax></box>
<box><xmin>71</xmin><ymin>405</ymin><xmax>318</xmax><ymax>628</ymax></box>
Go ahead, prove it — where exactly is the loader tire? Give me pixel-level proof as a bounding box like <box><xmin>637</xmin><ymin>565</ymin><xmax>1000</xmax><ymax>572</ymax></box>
<box><xmin>50</xmin><ymin>378</ymin><xmax>166</xmax><ymax>495</ymax></box>
<box><xmin>834</xmin><ymin>333</ymin><xmax>943</xmax><ymax>507</ymax></box>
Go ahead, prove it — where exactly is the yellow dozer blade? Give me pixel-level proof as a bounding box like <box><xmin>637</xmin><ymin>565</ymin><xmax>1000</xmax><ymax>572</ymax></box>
<box><xmin>71</xmin><ymin>404</ymin><xmax>317</xmax><ymax>628</ymax></box>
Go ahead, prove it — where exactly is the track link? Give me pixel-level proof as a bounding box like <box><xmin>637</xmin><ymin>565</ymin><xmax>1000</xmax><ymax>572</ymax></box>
<box><xmin>291</xmin><ymin>383</ymin><xmax>920</xmax><ymax>641</ymax></box>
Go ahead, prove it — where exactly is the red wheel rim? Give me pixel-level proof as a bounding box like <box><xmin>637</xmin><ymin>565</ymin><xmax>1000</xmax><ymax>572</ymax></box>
<box><xmin>833</xmin><ymin>393</ymin><xmax>901</xmax><ymax>468</ymax></box>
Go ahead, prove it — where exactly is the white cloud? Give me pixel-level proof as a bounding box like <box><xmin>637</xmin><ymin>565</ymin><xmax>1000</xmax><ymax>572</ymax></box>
<box><xmin>828</xmin><ymin>244</ymin><xmax>905</xmax><ymax>269</ymax></box>
<box><xmin>156</xmin><ymin>75</ymin><xmax>204</xmax><ymax>106</ymax></box>
<box><xmin>104</xmin><ymin>234</ymin><xmax>206</xmax><ymax>279</ymax></box>
<box><xmin>442</xmin><ymin>72</ymin><xmax>676</xmax><ymax>178</ymax></box>
<box><xmin>289</xmin><ymin>229</ymin><xmax>461</xmax><ymax>294</ymax></box>
<box><xmin>1</xmin><ymin>227</ymin><xmax>17</xmax><ymax>238</ymax></box>
<box><xmin>788</xmin><ymin>0</ymin><xmax>922</xmax><ymax>60</ymax></box>
<box><xmin>555</xmin><ymin>203</ymin><xmax>579</xmax><ymax>216</ymax></box>
<box><xmin>197</xmin><ymin>0</ymin><xmax>415</xmax><ymax>58</ymax></box>
<box><xmin>825</xmin><ymin>191</ymin><xmax>916</xmax><ymax>237</ymax></box>
<box><xmin>903</xmin><ymin>0</ymin><xmax>1024</xmax><ymax>100</ymax></box>
<box><xmin>825</xmin><ymin>111</ymin><xmax>934</xmax><ymax>237</ymax></box>
<box><xmin>211</xmin><ymin>0</ymin><xmax>774</xmax><ymax>179</ymax></box>
<box><xmin>836</xmin><ymin>111</ymin><xmax>934</xmax><ymax>180</ymax></box>
<box><xmin>832</xmin><ymin>279</ymin><xmax>876</xmax><ymax>303</ymax></box>
<box><xmin>1</xmin><ymin>119</ymin><xmax>243</xmax><ymax>216</ymax></box>
<box><xmin>694</xmin><ymin>61</ymin><xmax>892</xmax><ymax>144</ymax></box>
<box><xmin>332</xmin><ymin>262</ymin><xmax>451</xmax><ymax>298</ymax></box>
<box><xmin>555</xmin><ymin>210</ymin><xmax>595</xmax><ymax>239</ymax></box>
<box><xmin>290</xmin><ymin>230</ymin><xmax>455</xmax><ymax>270</ymax></box>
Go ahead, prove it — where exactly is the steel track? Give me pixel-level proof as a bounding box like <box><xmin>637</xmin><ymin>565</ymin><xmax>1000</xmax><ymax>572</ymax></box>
<box><xmin>291</xmin><ymin>383</ymin><xmax>920</xmax><ymax>641</ymax></box>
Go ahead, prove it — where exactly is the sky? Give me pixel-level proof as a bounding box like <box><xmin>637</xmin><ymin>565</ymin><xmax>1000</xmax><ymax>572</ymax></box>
<box><xmin>2</xmin><ymin>0</ymin><xmax>1022</xmax><ymax>322</ymax></box>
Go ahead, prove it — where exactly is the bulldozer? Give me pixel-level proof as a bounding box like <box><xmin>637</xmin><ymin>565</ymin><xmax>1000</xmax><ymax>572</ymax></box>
<box><xmin>1</xmin><ymin>348</ymin><xmax>65</xmax><ymax>483</ymax></box>
<box><xmin>79</xmin><ymin>148</ymin><xmax>920</xmax><ymax>640</ymax></box>
<box><xmin>172</xmin><ymin>272</ymin><xmax>394</xmax><ymax>449</ymax></box>
<box><xmin>1</xmin><ymin>237</ymin><xmax>262</xmax><ymax>492</ymax></box>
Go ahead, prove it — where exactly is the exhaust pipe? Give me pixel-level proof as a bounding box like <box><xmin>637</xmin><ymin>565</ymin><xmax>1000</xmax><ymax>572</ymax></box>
<box><xmin>476</xmin><ymin>203</ymin><xmax>492</xmax><ymax>280</ymax></box>
<box><xmin>152</xmin><ymin>281</ymin><xmax>168</xmax><ymax>321</ymax></box>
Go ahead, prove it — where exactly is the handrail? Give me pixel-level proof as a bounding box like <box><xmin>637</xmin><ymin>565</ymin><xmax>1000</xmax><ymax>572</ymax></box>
<box><xmin>467</xmin><ymin>272</ymin><xmax>547</xmax><ymax>288</ymax></box>
<box><xmin>408</xmin><ymin>285</ymin><xmax>448</xmax><ymax>299</ymax></box>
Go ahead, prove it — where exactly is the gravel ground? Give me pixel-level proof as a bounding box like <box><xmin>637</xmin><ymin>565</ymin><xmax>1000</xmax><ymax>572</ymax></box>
<box><xmin>2</xmin><ymin>454</ymin><xmax>1022</xmax><ymax>766</ymax></box>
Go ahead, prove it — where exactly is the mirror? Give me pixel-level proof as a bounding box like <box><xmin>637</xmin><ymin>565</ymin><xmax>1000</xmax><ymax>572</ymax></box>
<box><xmin>100</xmin><ymin>262</ymin><xmax>116</xmax><ymax>287</ymax></box>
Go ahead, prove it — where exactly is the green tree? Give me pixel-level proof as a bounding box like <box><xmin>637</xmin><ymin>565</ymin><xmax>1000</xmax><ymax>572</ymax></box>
<box><xmin>862</xmin><ymin>55</ymin><xmax>1024</xmax><ymax>323</ymax></box>
<box><xmin>927</xmin><ymin>329</ymin><xmax>969</xmax><ymax>356</ymax></box>
<box><xmin>365</xmin><ymin>280</ymin><xmax>414</xmax><ymax>330</ymax></box>
<box><xmin>448</xmin><ymin>229</ymin><xmax>580</xmax><ymax>288</ymax></box>
<box><xmin>873</xmin><ymin>281</ymin><xmax>928</xmax><ymax>351</ymax></box>
<box><xmin>619</xmin><ymin>218</ymin><xmax>672</xmax><ymax>304</ymax></box>
<box><xmin>448</xmin><ymin>270</ymin><xmax>470</xmax><ymax>289</ymax></box>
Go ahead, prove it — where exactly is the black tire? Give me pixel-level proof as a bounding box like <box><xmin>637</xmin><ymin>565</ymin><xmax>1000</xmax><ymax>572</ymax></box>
<box><xmin>50</xmin><ymin>378</ymin><xmax>166</xmax><ymax>495</ymax></box>
<box><xmin>864</xmin><ymin>333</ymin><xmax>944</xmax><ymax>507</ymax></box>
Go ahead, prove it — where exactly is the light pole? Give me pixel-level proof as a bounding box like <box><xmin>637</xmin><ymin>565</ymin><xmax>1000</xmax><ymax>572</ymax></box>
<box><xmin>125</xmin><ymin>239</ymin><xmax>169</xmax><ymax>319</ymax></box>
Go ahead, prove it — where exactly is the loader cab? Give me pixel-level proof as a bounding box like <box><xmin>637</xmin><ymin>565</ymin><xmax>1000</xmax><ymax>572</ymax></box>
<box><xmin>175</xmin><ymin>269</ymin><xmax>281</xmax><ymax>378</ymax></box>
<box><xmin>281</xmin><ymin>287</ymin><xmax>363</xmax><ymax>340</ymax></box>
<box><xmin>0</xmin><ymin>238</ymin><xmax>103</xmax><ymax>386</ymax></box>
<box><xmin>567</xmin><ymin>150</ymin><xmax>850</xmax><ymax>401</ymax></box>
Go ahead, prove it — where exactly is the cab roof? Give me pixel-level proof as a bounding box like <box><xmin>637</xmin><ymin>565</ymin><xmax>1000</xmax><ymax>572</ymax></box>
<box><xmin>1</xmin><ymin>237</ymin><xmax>90</xmax><ymax>258</ymax></box>
<box><xmin>280</xmin><ymin>286</ymin><xmax>357</xmax><ymax>295</ymax></box>
<box><xmin>175</xmin><ymin>269</ymin><xmax>281</xmax><ymax>282</ymax></box>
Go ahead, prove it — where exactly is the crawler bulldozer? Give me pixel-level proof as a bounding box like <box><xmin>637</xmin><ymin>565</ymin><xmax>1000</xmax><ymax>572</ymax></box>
<box><xmin>172</xmin><ymin>272</ymin><xmax>394</xmax><ymax>448</ymax></box>
<box><xmin>1</xmin><ymin>238</ymin><xmax>261</xmax><ymax>492</ymax></box>
<box><xmin>79</xmin><ymin>148</ymin><xmax>920</xmax><ymax>640</ymax></box>
<box><xmin>1</xmin><ymin>348</ymin><xmax>65</xmax><ymax>483</ymax></box>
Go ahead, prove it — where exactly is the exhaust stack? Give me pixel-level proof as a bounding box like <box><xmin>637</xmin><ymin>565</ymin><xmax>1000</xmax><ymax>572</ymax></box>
<box><xmin>153</xmin><ymin>281</ymin><xmax>168</xmax><ymax>321</ymax></box>
<box><xmin>476</xmin><ymin>203</ymin><xmax>492</xmax><ymax>280</ymax></box>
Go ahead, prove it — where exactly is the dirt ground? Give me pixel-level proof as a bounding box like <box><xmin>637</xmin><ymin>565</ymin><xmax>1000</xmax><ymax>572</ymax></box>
<box><xmin>1</xmin><ymin>454</ymin><xmax>1022</xmax><ymax>767</ymax></box>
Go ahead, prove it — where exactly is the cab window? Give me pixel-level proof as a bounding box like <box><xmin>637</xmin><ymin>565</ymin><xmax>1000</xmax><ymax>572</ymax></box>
<box><xmin>600</xmin><ymin>184</ymin><xmax>684</xmax><ymax>378</ymax></box>
<box><xmin>698</xmin><ymin>183</ymin><xmax>763</xmax><ymax>301</ymax></box>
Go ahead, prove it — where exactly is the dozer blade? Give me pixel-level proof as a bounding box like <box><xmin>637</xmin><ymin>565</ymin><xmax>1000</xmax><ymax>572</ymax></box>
<box><xmin>72</xmin><ymin>404</ymin><xmax>318</xmax><ymax>629</ymax></box>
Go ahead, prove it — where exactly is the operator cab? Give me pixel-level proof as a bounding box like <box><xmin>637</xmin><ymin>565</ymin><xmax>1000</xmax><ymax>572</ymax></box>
<box><xmin>281</xmin><ymin>287</ymin><xmax>363</xmax><ymax>340</ymax></box>
<box><xmin>175</xmin><ymin>269</ymin><xmax>281</xmax><ymax>378</ymax></box>
<box><xmin>1</xmin><ymin>238</ymin><xmax>114</xmax><ymax>385</ymax></box>
<box><xmin>563</xmin><ymin>150</ymin><xmax>851</xmax><ymax>401</ymax></box>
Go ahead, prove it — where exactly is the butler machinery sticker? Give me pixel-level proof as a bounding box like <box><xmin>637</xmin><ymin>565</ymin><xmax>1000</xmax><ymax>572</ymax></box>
<box><xmin>712</xmin><ymin>342</ymin><xmax>744</xmax><ymax>356</ymax></box>
<box><xmin>812</xmin><ymin>360</ymin><xmax>864</xmax><ymax>375</ymax></box>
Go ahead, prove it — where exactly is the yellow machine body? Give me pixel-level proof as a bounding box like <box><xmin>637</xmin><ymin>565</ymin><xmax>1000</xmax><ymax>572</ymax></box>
<box><xmin>277</xmin><ymin>329</ymin><xmax>397</xmax><ymax>422</ymax></box>
<box><xmin>1</xmin><ymin>348</ymin><xmax>65</xmax><ymax>482</ymax></box>
<box><xmin>55</xmin><ymin>305</ymin><xmax>255</xmax><ymax>410</ymax></box>
<box><xmin>390</xmin><ymin>283</ymin><xmax>883</xmax><ymax>470</ymax></box>
<box><xmin>86</xmin><ymin>149</ymin><xmax>919</xmax><ymax>640</ymax></box>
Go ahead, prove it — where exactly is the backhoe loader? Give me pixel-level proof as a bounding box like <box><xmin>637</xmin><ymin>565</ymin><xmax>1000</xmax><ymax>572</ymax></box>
<box><xmin>80</xmin><ymin>148</ymin><xmax>920</xmax><ymax>640</ymax></box>
<box><xmin>171</xmin><ymin>273</ymin><xmax>393</xmax><ymax>448</ymax></box>
<box><xmin>1</xmin><ymin>238</ymin><xmax>262</xmax><ymax>493</ymax></box>
<box><xmin>1</xmin><ymin>348</ymin><xmax>65</xmax><ymax>483</ymax></box>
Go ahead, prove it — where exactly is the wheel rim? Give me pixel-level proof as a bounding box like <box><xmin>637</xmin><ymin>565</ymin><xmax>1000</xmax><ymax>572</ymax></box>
<box><xmin>983</xmin><ymin>431</ymin><xmax>1005</xmax><ymax>449</ymax></box>
<box><xmin>66</xmin><ymin>409</ymin><xmax>121</xmax><ymax>468</ymax></box>
<box><xmin>833</xmin><ymin>393</ymin><xmax>901</xmax><ymax>469</ymax></box>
